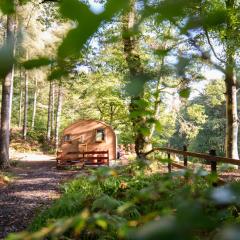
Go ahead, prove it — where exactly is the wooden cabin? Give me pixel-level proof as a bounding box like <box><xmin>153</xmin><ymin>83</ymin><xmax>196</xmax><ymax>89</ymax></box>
<box><xmin>57</xmin><ymin>119</ymin><xmax>117</xmax><ymax>167</ymax></box>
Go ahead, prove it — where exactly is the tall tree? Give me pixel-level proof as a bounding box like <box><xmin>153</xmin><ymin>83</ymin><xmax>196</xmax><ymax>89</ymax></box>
<box><xmin>122</xmin><ymin>0</ymin><xmax>148</xmax><ymax>158</ymax></box>
<box><xmin>224</xmin><ymin>0</ymin><xmax>238</xmax><ymax>159</ymax></box>
<box><xmin>51</xmin><ymin>81</ymin><xmax>55</xmax><ymax>139</ymax></box>
<box><xmin>18</xmin><ymin>67</ymin><xmax>23</xmax><ymax>128</ymax></box>
<box><xmin>31</xmin><ymin>77</ymin><xmax>38</xmax><ymax>129</ymax></box>
<box><xmin>0</xmin><ymin>14</ymin><xmax>15</xmax><ymax>168</ymax></box>
<box><xmin>55</xmin><ymin>82</ymin><xmax>63</xmax><ymax>149</ymax></box>
<box><xmin>22</xmin><ymin>67</ymin><xmax>28</xmax><ymax>140</ymax></box>
<box><xmin>47</xmin><ymin>79</ymin><xmax>53</xmax><ymax>142</ymax></box>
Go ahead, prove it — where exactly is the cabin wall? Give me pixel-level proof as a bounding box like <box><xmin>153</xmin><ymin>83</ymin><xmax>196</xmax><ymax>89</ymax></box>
<box><xmin>60</xmin><ymin>121</ymin><xmax>116</xmax><ymax>160</ymax></box>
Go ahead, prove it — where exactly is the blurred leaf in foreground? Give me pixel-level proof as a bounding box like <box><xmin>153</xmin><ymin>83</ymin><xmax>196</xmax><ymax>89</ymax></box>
<box><xmin>0</xmin><ymin>0</ymin><xmax>14</xmax><ymax>14</ymax></box>
<box><xmin>22</xmin><ymin>58</ymin><xmax>53</xmax><ymax>70</ymax></box>
<box><xmin>0</xmin><ymin>43</ymin><xmax>14</xmax><ymax>78</ymax></box>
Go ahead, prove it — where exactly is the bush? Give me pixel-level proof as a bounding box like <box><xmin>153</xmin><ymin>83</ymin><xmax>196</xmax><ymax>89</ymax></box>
<box><xmin>7</xmin><ymin>162</ymin><xmax>240</xmax><ymax>240</ymax></box>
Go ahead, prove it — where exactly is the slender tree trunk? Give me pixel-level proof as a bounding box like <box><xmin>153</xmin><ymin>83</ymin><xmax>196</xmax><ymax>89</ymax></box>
<box><xmin>18</xmin><ymin>67</ymin><xmax>23</xmax><ymax>128</ymax></box>
<box><xmin>225</xmin><ymin>55</ymin><xmax>238</xmax><ymax>159</ymax></box>
<box><xmin>22</xmin><ymin>69</ymin><xmax>28</xmax><ymax>140</ymax></box>
<box><xmin>55</xmin><ymin>84</ymin><xmax>63</xmax><ymax>149</ymax></box>
<box><xmin>9</xmin><ymin>65</ymin><xmax>15</xmax><ymax>127</ymax></box>
<box><xmin>8</xmin><ymin>17</ymin><xmax>17</xmax><ymax>127</ymax></box>
<box><xmin>0</xmin><ymin>14</ymin><xmax>15</xmax><ymax>168</ymax></box>
<box><xmin>31</xmin><ymin>78</ymin><xmax>37</xmax><ymax>129</ymax></box>
<box><xmin>148</xmin><ymin>58</ymin><xmax>165</xmax><ymax>141</ymax></box>
<box><xmin>47</xmin><ymin>80</ymin><xmax>53</xmax><ymax>142</ymax></box>
<box><xmin>147</xmin><ymin>78</ymin><xmax>162</xmax><ymax>149</ymax></box>
<box><xmin>51</xmin><ymin>82</ymin><xmax>55</xmax><ymax>140</ymax></box>
<box><xmin>109</xmin><ymin>104</ymin><xmax>114</xmax><ymax>126</ymax></box>
<box><xmin>224</xmin><ymin>0</ymin><xmax>239</xmax><ymax>159</ymax></box>
<box><xmin>122</xmin><ymin>0</ymin><xmax>147</xmax><ymax>158</ymax></box>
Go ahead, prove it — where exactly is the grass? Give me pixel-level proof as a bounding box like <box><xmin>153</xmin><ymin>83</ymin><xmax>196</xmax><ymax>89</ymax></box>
<box><xmin>7</xmin><ymin>161</ymin><xmax>240</xmax><ymax>240</ymax></box>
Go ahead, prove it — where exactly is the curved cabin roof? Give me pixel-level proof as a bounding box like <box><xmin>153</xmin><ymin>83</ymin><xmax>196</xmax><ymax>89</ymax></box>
<box><xmin>63</xmin><ymin>119</ymin><xmax>115</xmax><ymax>136</ymax></box>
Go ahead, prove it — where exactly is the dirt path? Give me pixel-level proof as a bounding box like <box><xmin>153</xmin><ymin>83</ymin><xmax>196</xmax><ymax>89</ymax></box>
<box><xmin>0</xmin><ymin>154</ymin><xmax>78</xmax><ymax>239</ymax></box>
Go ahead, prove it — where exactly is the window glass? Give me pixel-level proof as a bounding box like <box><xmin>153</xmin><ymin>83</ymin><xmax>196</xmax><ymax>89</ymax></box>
<box><xmin>96</xmin><ymin>129</ymin><xmax>105</xmax><ymax>142</ymax></box>
<box><xmin>64</xmin><ymin>134</ymin><xmax>71</xmax><ymax>142</ymax></box>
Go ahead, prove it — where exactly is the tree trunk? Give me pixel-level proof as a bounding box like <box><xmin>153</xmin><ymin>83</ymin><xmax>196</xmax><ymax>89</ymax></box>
<box><xmin>224</xmin><ymin>0</ymin><xmax>239</xmax><ymax>159</ymax></box>
<box><xmin>144</xmin><ymin>78</ymin><xmax>162</xmax><ymax>152</ymax></box>
<box><xmin>225</xmin><ymin>80</ymin><xmax>238</xmax><ymax>159</ymax></box>
<box><xmin>55</xmin><ymin>84</ymin><xmax>63</xmax><ymax>149</ymax></box>
<box><xmin>18</xmin><ymin>67</ymin><xmax>23</xmax><ymax>128</ymax></box>
<box><xmin>122</xmin><ymin>0</ymin><xmax>147</xmax><ymax>158</ymax></box>
<box><xmin>51</xmin><ymin>82</ymin><xmax>55</xmax><ymax>140</ymax></box>
<box><xmin>225</xmin><ymin>54</ymin><xmax>238</xmax><ymax>159</ymax></box>
<box><xmin>47</xmin><ymin>80</ymin><xmax>53</xmax><ymax>142</ymax></box>
<box><xmin>8</xmin><ymin>65</ymin><xmax>15</xmax><ymax>127</ymax></box>
<box><xmin>0</xmin><ymin>14</ymin><xmax>15</xmax><ymax>168</ymax></box>
<box><xmin>31</xmin><ymin>78</ymin><xmax>37</xmax><ymax>129</ymax></box>
<box><xmin>22</xmin><ymin>69</ymin><xmax>28</xmax><ymax>140</ymax></box>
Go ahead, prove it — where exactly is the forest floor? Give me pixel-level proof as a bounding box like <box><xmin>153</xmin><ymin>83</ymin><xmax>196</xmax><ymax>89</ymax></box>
<box><xmin>0</xmin><ymin>151</ymin><xmax>239</xmax><ymax>239</ymax></box>
<box><xmin>0</xmin><ymin>152</ymin><xmax>79</xmax><ymax>239</ymax></box>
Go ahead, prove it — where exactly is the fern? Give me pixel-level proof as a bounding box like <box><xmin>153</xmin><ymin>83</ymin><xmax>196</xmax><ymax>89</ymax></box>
<box><xmin>92</xmin><ymin>194</ymin><xmax>123</xmax><ymax>212</ymax></box>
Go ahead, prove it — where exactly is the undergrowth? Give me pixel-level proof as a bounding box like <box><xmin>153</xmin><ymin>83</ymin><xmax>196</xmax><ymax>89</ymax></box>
<box><xmin>7</xmin><ymin>161</ymin><xmax>240</xmax><ymax>240</ymax></box>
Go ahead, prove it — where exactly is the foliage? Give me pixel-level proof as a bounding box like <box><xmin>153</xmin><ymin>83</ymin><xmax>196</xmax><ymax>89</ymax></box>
<box><xmin>6</xmin><ymin>163</ymin><xmax>240</xmax><ymax>240</ymax></box>
<box><xmin>0</xmin><ymin>0</ymin><xmax>239</xmax><ymax>238</ymax></box>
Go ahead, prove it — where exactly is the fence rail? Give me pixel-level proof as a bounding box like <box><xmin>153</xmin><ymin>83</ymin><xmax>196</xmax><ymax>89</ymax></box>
<box><xmin>146</xmin><ymin>146</ymin><xmax>240</xmax><ymax>174</ymax></box>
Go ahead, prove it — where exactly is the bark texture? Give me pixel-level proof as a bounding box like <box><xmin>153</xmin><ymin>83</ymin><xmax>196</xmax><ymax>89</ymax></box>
<box><xmin>18</xmin><ymin>67</ymin><xmax>23</xmax><ymax>128</ymax></box>
<box><xmin>224</xmin><ymin>0</ymin><xmax>239</xmax><ymax>159</ymax></box>
<box><xmin>47</xmin><ymin>80</ymin><xmax>53</xmax><ymax>142</ymax></box>
<box><xmin>122</xmin><ymin>0</ymin><xmax>147</xmax><ymax>158</ymax></box>
<box><xmin>31</xmin><ymin>78</ymin><xmax>38</xmax><ymax>129</ymax></box>
<box><xmin>51</xmin><ymin>82</ymin><xmax>55</xmax><ymax>139</ymax></box>
<box><xmin>22</xmin><ymin>69</ymin><xmax>28</xmax><ymax>140</ymax></box>
<box><xmin>8</xmin><ymin>65</ymin><xmax>15</xmax><ymax>127</ymax></box>
<box><xmin>55</xmin><ymin>84</ymin><xmax>63</xmax><ymax>149</ymax></box>
<box><xmin>0</xmin><ymin>14</ymin><xmax>15</xmax><ymax>168</ymax></box>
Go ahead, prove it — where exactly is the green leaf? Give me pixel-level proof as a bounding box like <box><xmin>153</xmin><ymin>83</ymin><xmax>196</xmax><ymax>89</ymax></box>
<box><xmin>22</xmin><ymin>58</ymin><xmax>53</xmax><ymax>69</ymax></box>
<box><xmin>103</xmin><ymin>0</ymin><xmax>129</xmax><ymax>20</ymax></box>
<box><xmin>125</xmin><ymin>74</ymin><xmax>149</xmax><ymax>97</ymax></box>
<box><xmin>155</xmin><ymin>121</ymin><xmax>163</xmax><ymax>133</ymax></box>
<box><xmin>58</xmin><ymin>0</ymin><xmax>100</xmax><ymax>58</ymax></box>
<box><xmin>0</xmin><ymin>0</ymin><xmax>14</xmax><ymax>14</ymax></box>
<box><xmin>134</xmin><ymin>99</ymin><xmax>150</xmax><ymax>108</ymax></box>
<box><xmin>130</xmin><ymin>111</ymin><xmax>142</xmax><ymax>118</ymax></box>
<box><xmin>139</xmin><ymin>127</ymin><xmax>150</xmax><ymax>136</ymax></box>
<box><xmin>60</xmin><ymin>0</ymin><xmax>94</xmax><ymax>22</ymax></box>
<box><xmin>48</xmin><ymin>68</ymin><xmax>68</xmax><ymax>80</ymax></box>
<box><xmin>58</xmin><ymin>0</ymin><xmax>128</xmax><ymax>58</ymax></box>
<box><xmin>179</xmin><ymin>88</ymin><xmax>191</xmax><ymax>98</ymax></box>
<box><xmin>95</xmin><ymin>219</ymin><xmax>108</xmax><ymax>230</ymax></box>
<box><xmin>182</xmin><ymin>9</ymin><xmax>227</xmax><ymax>33</ymax></box>
<box><xmin>155</xmin><ymin>49</ymin><xmax>170</xmax><ymax>57</ymax></box>
<box><xmin>0</xmin><ymin>44</ymin><xmax>14</xmax><ymax>78</ymax></box>
<box><xmin>92</xmin><ymin>195</ymin><xmax>122</xmax><ymax>212</ymax></box>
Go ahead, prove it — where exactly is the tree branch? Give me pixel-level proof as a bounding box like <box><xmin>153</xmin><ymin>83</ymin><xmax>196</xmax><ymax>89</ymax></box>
<box><xmin>204</xmin><ymin>28</ymin><xmax>226</xmax><ymax>64</ymax></box>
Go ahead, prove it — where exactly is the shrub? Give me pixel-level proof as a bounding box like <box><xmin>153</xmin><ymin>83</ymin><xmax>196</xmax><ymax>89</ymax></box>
<box><xmin>7</xmin><ymin>162</ymin><xmax>240</xmax><ymax>240</ymax></box>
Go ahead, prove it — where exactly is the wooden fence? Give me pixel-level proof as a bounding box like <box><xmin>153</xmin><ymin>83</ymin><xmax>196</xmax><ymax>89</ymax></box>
<box><xmin>145</xmin><ymin>146</ymin><xmax>240</xmax><ymax>174</ymax></box>
<box><xmin>56</xmin><ymin>150</ymin><xmax>109</xmax><ymax>168</ymax></box>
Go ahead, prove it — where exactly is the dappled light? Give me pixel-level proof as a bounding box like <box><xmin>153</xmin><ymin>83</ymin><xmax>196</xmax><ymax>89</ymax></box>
<box><xmin>0</xmin><ymin>0</ymin><xmax>239</xmax><ymax>239</ymax></box>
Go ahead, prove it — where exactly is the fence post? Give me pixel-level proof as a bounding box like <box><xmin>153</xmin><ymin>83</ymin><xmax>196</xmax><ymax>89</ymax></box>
<box><xmin>168</xmin><ymin>152</ymin><xmax>171</xmax><ymax>173</ymax></box>
<box><xmin>183</xmin><ymin>145</ymin><xmax>188</xmax><ymax>167</ymax></box>
<box><xmin>209</xmin><ymin>149</ymin><xmax>217</xmax><ymax>174</ymax></box>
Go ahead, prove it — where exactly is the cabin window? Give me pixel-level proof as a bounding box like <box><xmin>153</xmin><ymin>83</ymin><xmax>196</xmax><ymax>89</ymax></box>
<box><xmin>64</xmin><ymin>134</ymin><xmax>72</xmax><ymax>142</ymax></box>
<box><xmin>96</xmin><ymin>128</ymin><xmax>105</xmax><ymax>142</ymax></box>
